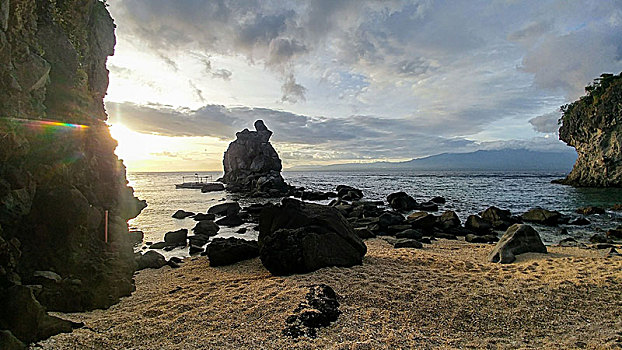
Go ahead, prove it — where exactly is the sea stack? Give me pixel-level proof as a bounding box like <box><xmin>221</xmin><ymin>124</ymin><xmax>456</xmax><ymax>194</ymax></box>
<box><xmin>0</xmin><ymin>0</ymin><xmax>145</xmax><ymax>345</ymax></box>
<box><xmin>221</xmin><ymin>120</ymin><xmax>289</xmax><ymax>196</ymax></box>
<box><xmin>557</xmin><ymin>73</ymin><xmax>622</xmax><ymax>187</ymax></box>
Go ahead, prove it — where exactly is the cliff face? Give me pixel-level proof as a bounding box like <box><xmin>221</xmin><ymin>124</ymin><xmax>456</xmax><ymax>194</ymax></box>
<box><xmin>558</xmin><ymin>73</ymin><xmax>622</xmax><ymax>187</ymax></box>
<box><xmin>0</xmin><ymin>0</ymin><xmax>145</xmax><ymax>345</ymax></box>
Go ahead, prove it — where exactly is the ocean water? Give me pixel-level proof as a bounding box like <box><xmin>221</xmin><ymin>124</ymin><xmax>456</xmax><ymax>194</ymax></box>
<box><xmin>128</xmin><ymin>171</ymin><xmax>622</xmax><ymax>258</ymax></box>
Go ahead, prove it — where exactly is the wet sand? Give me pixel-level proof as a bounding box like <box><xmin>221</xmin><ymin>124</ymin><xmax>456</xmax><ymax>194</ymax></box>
<box><xmin>36</xmin><ymin>239</ymin><xmax>622</xmax><ymax>349</ymax></box>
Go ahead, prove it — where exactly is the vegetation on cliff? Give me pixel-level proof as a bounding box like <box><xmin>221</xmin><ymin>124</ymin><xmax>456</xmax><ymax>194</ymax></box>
<box><xmin>558</xmin><ymin>72</ymin><xmax>622</xmax><ymax>187</ymax></box>
<box><xmin>0</xmin><ymin>0</ymin><xmax>144</xmax><ymax>346</ymax></box>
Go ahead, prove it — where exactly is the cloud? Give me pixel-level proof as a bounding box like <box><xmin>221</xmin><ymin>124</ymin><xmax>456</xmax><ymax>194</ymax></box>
<box><xmin>529</xmin><ymin>112</ymin><xmax>560</xmax><ymax>133</ymax></box>
<box><xmin>280</xmin><ymin>73</ymin><xmax>307</xmax><ymax>103</ymax></box>
<box><xmin>106</xmin><ymin>101</ymin><xmax>570</xmax><ymax>163</ymax></box>
<box><xmin>188</xmin><ymin>80</ymin><xmax>205</xmax><ymax>103</ymax></box>
<box><xmin>105</xmin><ymin>0</ymin><xmax>622</xmax><ymax>158</ymax></box>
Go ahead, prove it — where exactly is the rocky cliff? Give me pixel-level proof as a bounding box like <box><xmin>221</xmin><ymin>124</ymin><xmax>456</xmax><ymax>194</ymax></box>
<box><xmin>221</xmin><ymin>120</ymin><xmax>289</xmax><ymax>196</ymax></box>
<box><xmin>0</xmin><ymin>0</ymin><xmax>145</xmax><ymax>346</ymax></box>
<box><xmin>557</xmin><ymin>73</ymin><xmax>622</xmax><ymax>187</ymax></box>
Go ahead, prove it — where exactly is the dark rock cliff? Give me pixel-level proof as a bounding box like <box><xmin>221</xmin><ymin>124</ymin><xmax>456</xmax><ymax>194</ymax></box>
<box><xmin>557</xmin><ymin>73</ymin><xmax>622</xmax><ymax>187</ymax></box>
<box><xmin>0</xmin><ymin>0</ymin><xmax>145</xmax><ymax>345</ymax></box>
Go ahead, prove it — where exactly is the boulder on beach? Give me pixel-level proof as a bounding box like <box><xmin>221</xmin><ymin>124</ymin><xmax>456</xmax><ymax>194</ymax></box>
<box><xmin>521</xmin><ymin>208</ymin><xmax>562</xmax><ymax>226</ymax></box>
<box><xmin>136</xmin><ymin>251</ymin><xmax>167</xmax><ymax>270</ymax></box>
<box><xmin>394</xmin><ymin>238</ymin><xmax>423</xmax><ymax>249</ymax></box>
<box><xmin>480</xmin><ymin>206</ymin><xmax>514</xmax><ymax>230</ymax></box>
<box><xmin>164</xmin><ymin>229</ymin><xmax>188</xmax><ymax>247</ymax></box>
<box><xmin>258</xmin><ymin>198</ymin><xmax>367</xmax><ymax>275</ymax></box>
<box><xmin>465</xmin><ymin>215</ymin><xmax>492</xmax><ymax>234</ymax></box>
<box><xmin>221</xmin><ymin>120</ymin><xmax>289</xmax><ymax>194</ymax></box>
<box><xmin>488</xmin><ymin>224</ymin><xmax>547</xmax><ymax>263</ymax></box>
<box><xmin>192</xmin><ymin>220</ymin><xmax>220</xmax><ymax>236</ymax></box>
<box><xmin>407</xmin><ymin>212</ymin><xmax>437</xmax><ymax>230</ymax></box>
<box><xmin>203</xmin><ymin>237</ymin><xmax>259</xmax><ymax>266</ymax></box>
<box><xmin>215</xmin><ymin>214</ymin><xmax>244</xmax><ymax>227</ymax></box>
<box><xmin>387</xmin><ymin>192</ymin><xmax>417</xmax><ymax>211</ymax></box>
<box><xmin>438</xmin><ymin>210</ymin><xmax>461</xmax><ymax>230</ymax></box>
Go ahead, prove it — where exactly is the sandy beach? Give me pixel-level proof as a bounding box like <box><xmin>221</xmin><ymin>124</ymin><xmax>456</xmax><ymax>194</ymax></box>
<box><xmin>35</xmin><ymin>238</ymin><xmax>621</xmax><ymax>349</ymax></box>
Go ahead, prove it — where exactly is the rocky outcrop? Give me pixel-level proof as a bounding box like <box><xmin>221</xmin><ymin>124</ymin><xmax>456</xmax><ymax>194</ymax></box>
<box><xmin>221</xmin><ymin>120</ymin><xmax>289</xmax><ymax>196</ymax></box>
<box><xmin>0</xmin><ymin>0</ymin><xmax>144</xmax><ymax>345</ymax></box>
<box><xmin>283</xmin><ymin>284</ymin><xmax>341</xmax><ymax>339</ymax></box>
<box><xmin>258</xmin><ymin>198</ymin><xmax>367</xmax><ymax>275</ymax></box>
<box><xmin>557</xmin><ymin>73</ymin><xmax>622</xmax><ymax>187</ymax></box>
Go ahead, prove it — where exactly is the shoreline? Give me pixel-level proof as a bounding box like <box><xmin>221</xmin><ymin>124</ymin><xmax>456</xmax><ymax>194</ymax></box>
<box><xmin>36</xmin><ymin>238</ymin><xmax>622</xmax><ymax>349</ymax></box>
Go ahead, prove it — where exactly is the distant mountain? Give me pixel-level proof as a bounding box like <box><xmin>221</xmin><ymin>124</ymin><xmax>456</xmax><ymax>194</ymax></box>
<box><xmin>287</xmin><ymin>149</ymin><xmax>578</xmax><ymax>172</ymax></box>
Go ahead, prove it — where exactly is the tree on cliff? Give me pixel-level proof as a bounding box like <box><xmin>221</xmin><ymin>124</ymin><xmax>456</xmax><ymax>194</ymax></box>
<box><xmin>557</xmin><ymin>72</ymin><xmax>622</xmax><ymax>187</ymax></box>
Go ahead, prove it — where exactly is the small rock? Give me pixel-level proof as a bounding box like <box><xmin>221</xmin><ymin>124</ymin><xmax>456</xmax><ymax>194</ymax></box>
<box><xmin>438</xmin><ymin>210</ymin><xmax>461</xmax><ymax>230</ymax></box>
<box><xmin>215</xmin><ymin>214</ymin><xmax>244</xmax><ymax>227</ymax></box>
<box><xmin>559</xmin><ymin>237</ymin><xmax>580</xmax><ymax>247</ymax></box>
<box><xmin>395</xmin><ymin>229</ymin><xmax>423</xmax><ymax>240</ymax></box>
<box><xmin>193</xmin><ymin>213</ymin><xmax>216</xmax><ymax>221</ymax></box>
<box><xmin>576</xmin><ymin>206</ymin><xmax>605</xmax><ymax>215</ymax></box>
<box><xmin>386</xmin><ymin>192</ymin><xmax>417</xmax><ymax>211</ymax></box>
<box><xmin>465</xmin><ymin>234</ymin><xmax>497</xmax><ymax>243</ymax></box>
<box><xmin>149</xmin><ymin>242</ymin><xmax>167</xmax><ymax>249</ymax></box>
<box><xmin>394</xmin><ymin>239</ymin><xmax>423</xmax><ymax>249</ymax></box>
<box><xmin>589</xmin><ymin>234</ymin><xmax>610</xmax><ymax>244</ymax></box>
<box><xmin>172</xmin><ymin>210</ymin><xmax>195</xmax><ymax>219</ymax></box>
<box><xmin>283</xmin><ymin>284</ymin><xmax>340</xmax><ymax>338</ymax></box>
<box><xmin>465</xmin><ymin>215</ymin><xmax>492</xmax><ymax>234</ymax></box>
<box><xmin>236</xmin><ymin>227</ymin><xmax>247</xmax><ymax>234</ymax></box>
<box><xmin>521</xmin><ymin>208</ymin><xmax>562</xmax><ymax>226</ymax></box>
<box><xmin>203</xmin><ymin>237</ymin><xmax>259</xmax><ymax>266</ymax></box>
<box><xmin>607</xmin><ymin>228</ymin><xmax>622</xmax><ymax>240</ymax></box>
<box><xmin>430</xmin><ymin>196</ymin><xmax>446</xmax><ymax>204</ymax></box>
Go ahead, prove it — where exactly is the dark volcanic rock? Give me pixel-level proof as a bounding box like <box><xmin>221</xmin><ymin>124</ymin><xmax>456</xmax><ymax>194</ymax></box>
<box><xmin>164</xmin><ymin>229</ymin><xmax>188</xmax><ymax>247</ymax></box>
<box><xmin>394</xmin><ymin>238</ymin><xmax>423</xmax><ymax>249</ymax></box>
<box><xmin>466</xmin><ymin>234</ymin><xmax>498</xmax><ymax>244</ymax></box>
<box><xmin>557</xmin><ymin>73</ymin><xmax>622</xmax><ymax>187</ymax></box>
<box><xmin>438</xmin><ymin>210</ymin><xmax>461</xmax><ymax>230</ymax></box>
<box><xmin>201</xmin><ymin>183</ymin><xmax>225</xmax><ymax>192</ymax></box>
<box><xmin>0</xmin><ymin>285</ymin><xmax>80</xmax><ymax>344</ymax></box>
<box><xmin>480</xmin><ymin>206</ymin><xmax>514</xmax><ymax>230</ymax></box>
<box><xmin>172</xmin><ymin>210</ymin><xmax>194</xmax><ymax>219</ymax></box>
<box><xmin>417</xmin><ymin>201</ymin><xmax>439</xmax><ymax>212</ymax></box>
<box><xmin>430</xmin><ymin>196</ymin><xmax>446</xmax><ymax>204</ymax></box>
<box><xmin>521</xmin><ymin>208</ymin><xmax>562</xmax><ymax>226</ymax></box>
<box><xmin>378</xmin><ymin>211</ymin><xmax>405</xmax><ymax>228</ymax></box>
<box><xmin>193</xmin><ymin>213</ymin><xmax>216</xmax><ymax>221</ymax></box>
<box><xmin>203</xmin><ymin>238</ymin><xmax>259</xmax><ymax>267</ymax></box>
<box><xmin>464</xmin><ymin>215</ymin><xmax>492</xmax><ymax>234</ymax></box>
<box><xmin>589</xmin><ymin>234</ymin><xmax>610</xmax><ymax>244</ymax></box>
<box><xmin>192</xmin><ymin>220</ymin><xmax>220</xmax><ymax>236</ymax></box>
<box><xmin>208</xmin><ymin>202</ymin><xmax>241</xmax><ymax>217</ymax></box>
<box><xmin>488</xmin><ymin>224</ymin><xmax>547</xmax><ymax>263</ymax></box>
<box><xmin>283</xmin><ymin>284</ymin><xmax>341</xmax><ymax>339</ymax></box>
<box><xmin>136</xmin><ymin>251</ymin><xmax>167</xmax><ymax>270</ymax></box>
<box><xmin>258</xmin><ymin>198</ymin><xmax>367</xmax><ymax>275</ymax></box>
<box><xmin>336</xmin><ymin>185</ymin><xmax>363</xmax><ymax>201</ymax></box>
<box><xmin>407</xmin><ymin>212</ymin><xmax>437</xmax><ymax>230</ymax></box>
<box><xmin>221</xmin><ymin>120</ymin><xmax>289</xmax><ymax>194</ymax></box>
<box><xmin>607</xmin><ymin>228</ymin><xmax>622</xmax><ymax>240</ymax></box>
<box><xmin>386</xmin><ymin>192</ymin><xmax>417</xmax><ymax>211</ymax></box>
<box><xmin>215</xmin><ymin>214</ymin><xmax>244</xmax><ymax>227</ymax></box>
<box><xmin>576</xmin><ymin>206</ymin><xmax>605</xmax><ymax>215</ymax></box>
<box><xmin>395</xmin><ymin>229</ymin><xmax>423</xmax><ymax>240</ymax></box>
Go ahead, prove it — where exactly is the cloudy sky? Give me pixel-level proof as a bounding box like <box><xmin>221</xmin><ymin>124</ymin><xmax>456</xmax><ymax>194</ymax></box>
<box><xmin>103</xmin><ymin>0</ymin><xmax>622</xmax><ymax>171</ymax></box>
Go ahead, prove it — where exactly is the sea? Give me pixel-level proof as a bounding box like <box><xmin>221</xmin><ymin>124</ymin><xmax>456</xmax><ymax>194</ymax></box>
<box><xmin>127</xmin><ymin>171</ymin><xmax>622</xmax><ymax>258</ymax></box>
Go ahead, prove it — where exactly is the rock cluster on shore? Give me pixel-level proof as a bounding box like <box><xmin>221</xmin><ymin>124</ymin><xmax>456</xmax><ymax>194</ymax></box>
<box><xmin>557</xmin><ymin>73</ymin><xmax>622</xmax><ymax>187</ymax></box>
<box><xmin>0</xmin><ymin>1</ymin><xmax>145</xmax><ymax>346</ymax></box>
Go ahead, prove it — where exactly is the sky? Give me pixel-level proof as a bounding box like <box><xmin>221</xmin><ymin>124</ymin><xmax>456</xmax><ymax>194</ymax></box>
<box><xmin>103</xmin><ymin>0</ymin><xmax>622</xmax><ymax>171</ymax></box>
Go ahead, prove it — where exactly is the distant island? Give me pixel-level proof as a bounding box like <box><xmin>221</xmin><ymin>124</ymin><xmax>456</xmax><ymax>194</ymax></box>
<box><xmin>287</xmin><ymin>148</ymin><xmax>578</xmax><ymax>172</ymax></box>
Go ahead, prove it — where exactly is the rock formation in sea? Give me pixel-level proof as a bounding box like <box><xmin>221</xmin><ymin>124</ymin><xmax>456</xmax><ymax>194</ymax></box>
<box><xmin>0</xmin><ymin>0</ymin><xmax>145</xmax><ymax>345</ymax></box>
<box><xmin>221</xmin><ymin>120</ymin><xmax>289</xmax><ymax>196</ymax></box>
<box><xmin>557</xmin><ymin>73</ymin><xmax>622</xmax><ymax>187</ymax></box>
